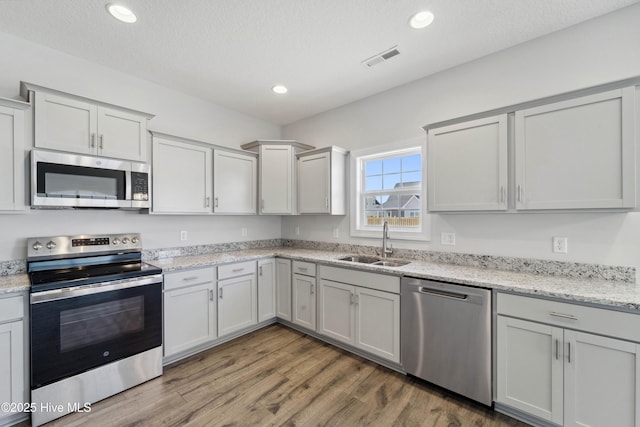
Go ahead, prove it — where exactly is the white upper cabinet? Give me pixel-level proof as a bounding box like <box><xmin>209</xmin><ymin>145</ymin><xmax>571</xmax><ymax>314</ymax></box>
<box><xmin>0</xmin><ymin>98</ymin><xmax>29</xmax><ymax>212</ymax></box>
<box><xmin>297</xmin><ymin>146</ymin><xmax>347</xmax><ymax>215</ymax></box>
<box><xmin>213</xmin><ymin>149</ymin><xmax>257</xmax><ymax>214</ymax></box>
<box><xmin>241</xmin><ymin>140</ymin><xmax>314</xmax><ymax>215</ymax></box>
<box><xmin>514</xmin><ymin>87</ymin><xmax>636</xmax><ymax>210</ymax></box>
<box><xmin>23</xmin><ymin>83</ymin><xmax>152</xmax><ymax>162</ymax></box>
<box><xmin>427</xmin><ymin>114</ymin><xmax>508</xmax><ymax>212</ymax></box>
<box><xmin>152</xmin><ymin>133</ymin><xmax>212</xmax><ymax>214</ymax></box>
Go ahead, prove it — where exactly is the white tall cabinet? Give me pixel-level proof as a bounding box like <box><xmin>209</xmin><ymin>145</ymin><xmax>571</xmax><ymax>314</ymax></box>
<box><xmin>427</xmin><ymin>114</ymin><xmax>508</xmax><ymax>212</ymax></box>
<box><xmin>22</xmin><ymin>83</ymin><xmax>152</xmax><ymax>162</ymax></box>
<box><xmin>241</xmin><ymin>140</ymin><xmax>314</xmax><ymax>214</ymax></box>
<box><xmin>0</xmin><ymin>98</ymin><xmax>29</xmax><ymax>212</ymax></box>
<box><xmin>297</xmin><ymin>146</ymin><xmax>347</xmax><ymax>215</ymax></box>
<box><xmin>496</xmin><ymin>292</ymin><xmax>640</xmax><ymax>427</ymax></box>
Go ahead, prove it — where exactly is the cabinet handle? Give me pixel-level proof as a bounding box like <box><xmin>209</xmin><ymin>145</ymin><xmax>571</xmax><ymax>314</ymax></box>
<box><xmin>219</xmin><ymin>288</ymin><xmax>223</xmax><ymax>299</ymax></box>
<box><xmin>182</xmin><ymin>276</ymin><xmax>198</xmax><ymax>281</ymax></box>
<box><xmin>549</xmin><ymin>312</ymin><xmax>578</xmax><ymax>321</ymax></box>
<box><xmin>310</xmin><ymin>284</ymin><xmax>315</xmax><ymax>295</ymax></box>
<box><xmin>99</xmin><ymin>134</ymin><xmax>104</xmax><ymax>149</ymax></box>
<box><xmin>205</xmin><ymin>197</ymin><xmax>211</xmax><ymax>208</ymax></box>
<box><xmin>209</xmin><ymin>289</ymin><xmax>214</xmax><ymax>301</ymax></box>
<box><xmin>355</xmin><ymin>294</ymin><xmax>359</xmax><ymax>305</ymax></box>
<box><xmin>567</xmin><ymin>342</ymin><xmax>571</xmax><ymax>364</ymax></box>
<box><xmin>259</xmin><ymin>265</ymin><xmax>263</xmax><ymax>276</ymax></box>
<box><xmin>298</xmin><ymin>267</ymin><xmax>308</xmax><ymax>272</ymax></box>
<box><xmin>517</xmin><ymin>185</ymin><xmax>522</xmax><ymax>203</ymax></box>
<box><xmin>350</xmin><ymin>293</ymin><xmax>355</xmax><ymax>305</ymax></box>
<box><xmin>90</xmin><ymin>133</ymin><xmax>96</xmax><ymax>148</ymax></box>
<box><xmin>214</xmin><ymin>197</ymin><xmax>219</xmax><ymax>208</ymax></box>
<box><xmin>325</xmin><ymin>197</ymin><xmax>329</xmax><ymax>209</ymax></box>
<box><xmin>232</xmin><ymin>268</ymin><xmax>244</xmax><ymax>273</ymax></box>
<box><xmin>500</xmin><ymin>186</ymin><xmax>505</xmax><ymax>203</ymax></box>
<box><xmin>555</xmin><ymin>339</ymin><xmax>559</xmax><ymax>360</ymax></box>
<box><xmin>261</xmin><ymin>199</ymin><xmax>265</xmax><ymax>211</ymax></box>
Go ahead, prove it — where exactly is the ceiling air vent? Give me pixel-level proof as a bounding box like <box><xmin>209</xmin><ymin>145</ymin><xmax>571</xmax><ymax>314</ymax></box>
<box><xmin>362</xmin><ymin>46</ymin><xmax>400</xmax><ymax>68</ymax></box>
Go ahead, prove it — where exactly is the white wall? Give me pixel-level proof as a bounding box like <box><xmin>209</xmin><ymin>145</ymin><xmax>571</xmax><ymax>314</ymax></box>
<box><xmin>282</xmin><ymin>4</ymin><xmax>640</xmax><ymax>271</ymax></box>
<box><xmin>0</xmin><ymin>31</ymin><xmax>281</xmax><ymax>261</ymax></box>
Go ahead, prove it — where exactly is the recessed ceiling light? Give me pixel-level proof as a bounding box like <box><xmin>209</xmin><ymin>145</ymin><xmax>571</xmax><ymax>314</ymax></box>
<box><xmin>272</xmin><ymin>85</ymin><xmax>288</xmax><ymax>95</ymax></box>
<box><xmin>409</xmin><ymin>10</ymin><xmax>434</xmax><ymax>29</ymax></box>
<box><xmin>106</xmin><ymin>3</ymin><xmax>137</xmax><ymax>23</ymax></box>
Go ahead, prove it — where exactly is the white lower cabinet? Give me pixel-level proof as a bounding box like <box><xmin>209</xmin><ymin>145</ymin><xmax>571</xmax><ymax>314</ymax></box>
<box><xmin>163</xmin><ymin>267</ymin><xmax>217</xmax><ymax>358</ymax></box>
<box><xmin>276</xmin><ymin>258</ymin><xmax>292</xmax><ymax>321</ymax></box>
<box><xmin>292</xmin><ymin>273</ymin><xmax>316</xmax><ymax>331</ymax></box>
<box><xmin>257</xmin><ymin>258</ymin><xmax>276</xmax><ymax>322</ymax></box>
<box><xmin>318</xmin><ymin>266</ymin><xmax>400</xmax><ymax>364</ymax></box>
<box><xmin>217</xmin><ymin>261</ymin><xmax>257</xmax><ymax>337</ymax></box>
<box><xmin>0</xmin><ymin>295</ymin><xmax>26</xmax><ymax>426</ymax></box>
<box><xmin>496</xmin><ymin>293</ymin><xmax>640</xmax><ymax>427</ymax></box>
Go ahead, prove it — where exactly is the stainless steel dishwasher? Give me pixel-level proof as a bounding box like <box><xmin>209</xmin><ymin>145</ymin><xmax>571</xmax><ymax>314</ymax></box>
<box><xmin>401</xmin><ymin>277</ymin><xmax>492</xmax><ymax>406</ymax></box>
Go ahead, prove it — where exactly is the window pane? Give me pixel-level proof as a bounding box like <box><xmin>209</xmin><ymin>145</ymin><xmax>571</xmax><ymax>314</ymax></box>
<box><xmin>365</xmin><ymin>160</ymin><xmax>382</xmax><ymax>176</ymax></box>
<box><xmin>383</xmin><ymin>157</ymin><xmax>401</xmax><ymax>174</ymax></box>
<box><xmin>402</xmin><ymin>154</ymin><xmax>421</xmax><ymax>173</ymax></box>
<box><xmin>383</xmin><ymin>173</ymin><xmax>401</xmax><ymax>190</ymax></box>
<box><xmin>402</xmin><ymin>171</ymin><xmax>421</xmax><ymax>185</ymax></box>
<box><xmin>365</xmin><ymin>176</ymin><xmax>382</xmax><ymax>191</ymax></box>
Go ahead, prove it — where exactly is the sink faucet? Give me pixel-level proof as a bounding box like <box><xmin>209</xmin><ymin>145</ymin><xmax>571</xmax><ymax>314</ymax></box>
<box><xmin>382</xmin><ymin>220</ymin><xmax>393</xmax><ymax>258</ymax></box>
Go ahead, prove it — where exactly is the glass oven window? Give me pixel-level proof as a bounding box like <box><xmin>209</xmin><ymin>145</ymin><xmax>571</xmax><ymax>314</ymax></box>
<box><xmin>60</xmin><ymin>296</ymin><xmax>144</xmax><ymax>352</ymax></box>
<box><xmin>36</xmin><ymin>162</ymin><xmax>126</xmax><ymax>200</ymax></box>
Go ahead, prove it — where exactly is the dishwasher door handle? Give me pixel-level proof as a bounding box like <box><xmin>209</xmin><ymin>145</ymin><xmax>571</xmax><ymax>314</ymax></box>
<box><xmin>417</xmin><ymin>287</ymin><xmax>468</xmax><ymax>300</ymax></box>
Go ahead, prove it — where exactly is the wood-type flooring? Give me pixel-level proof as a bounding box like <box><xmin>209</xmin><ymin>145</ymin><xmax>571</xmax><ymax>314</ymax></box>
<box><xmin>37</xmin><ymin>324</ymin><xmax>529</xmax><ymax>426</ymax></box>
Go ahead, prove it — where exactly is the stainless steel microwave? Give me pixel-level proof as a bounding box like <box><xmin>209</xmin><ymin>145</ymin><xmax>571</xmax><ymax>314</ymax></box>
<box><xmin>31</xmin><ymin>149</ymin><xmax>150</xmax><ymax>209</ymax></box>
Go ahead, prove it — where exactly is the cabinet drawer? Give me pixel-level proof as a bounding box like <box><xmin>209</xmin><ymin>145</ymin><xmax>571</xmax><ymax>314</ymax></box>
<box><xmin>164</xmin><ymin>267</ymin><xmax>216</xmax><ymax>291</ymax></box>
<box><xmin>497</xmin><ymin>292</ymin><xmax>640</xmax><ymax>343</ymax></box>
<box><xmin>0</xmin><ymin>295</ymin><xmax>24</xmax><ymax>323</ymax></box>
<box><xmin>293</xmin><ymin>261</ymin><xmax>316</xmax><ymax>277</ymax></box>
<box><xmin>319</xmin><ymin>266</ymin><xmax>400</xmax><ymax>294</ymax></box>
<box><xmin>218</xmin><ymin>260</ymin><xmax>256</xmax><ymax>280</ymax></box>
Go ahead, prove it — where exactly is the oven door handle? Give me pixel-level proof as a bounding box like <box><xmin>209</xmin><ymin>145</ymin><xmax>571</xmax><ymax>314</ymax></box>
<box><xmin>30</xmin><ymin>274</ymin><xmax>163</xmax><ymax>304</ymax></box>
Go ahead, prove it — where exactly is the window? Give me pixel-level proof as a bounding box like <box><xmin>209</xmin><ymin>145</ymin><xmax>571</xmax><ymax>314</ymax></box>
<box><xmin>350</xmin><ymin>138</ymin><xmax>430</xmax><ymax>241</ymax></box>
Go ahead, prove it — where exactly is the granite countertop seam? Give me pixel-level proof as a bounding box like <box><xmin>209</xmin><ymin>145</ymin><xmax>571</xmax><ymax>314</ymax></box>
<box><xmin>3</xmin><ymin>248</ymin><xmax>639</xmax><ymax>312</ymax></box>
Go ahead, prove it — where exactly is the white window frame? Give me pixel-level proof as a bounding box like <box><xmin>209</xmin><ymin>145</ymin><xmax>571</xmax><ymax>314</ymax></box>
<box><xmin>349</xmin><ymin>137</ymin><xmax>430</xmax><ymax>241</ymax></box>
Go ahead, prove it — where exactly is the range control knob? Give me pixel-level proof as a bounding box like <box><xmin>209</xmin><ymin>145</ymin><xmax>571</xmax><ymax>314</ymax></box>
<box><xmin>122</xmin><ymin>237</ymin><xmax>130</xmax><ymax>244</ymax></box>
<box><xmin>131</xmin><ymin>236</ymin><xmax>138</xmax><ymax>244</ymax></box>
<box><xmin>46</xmin><ymin>241</ymin><xmax>56</xmax><ymax>250</ymax></box>
<box><xmin>112</xmin><ymin>238</ymin><xmax>120</xmax><ymax>245</ymax></box>
<box><xmin>32</xmin><ymin>241</ymin><xmax>43</xmax><ymax>251</ymax></box>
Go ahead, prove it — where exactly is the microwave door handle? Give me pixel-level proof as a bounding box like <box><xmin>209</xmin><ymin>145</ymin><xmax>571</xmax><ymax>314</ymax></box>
<box><xmin>125</xmin><ymin>170</ymin><xmax>132</xmax><ymax>202</ymax></box>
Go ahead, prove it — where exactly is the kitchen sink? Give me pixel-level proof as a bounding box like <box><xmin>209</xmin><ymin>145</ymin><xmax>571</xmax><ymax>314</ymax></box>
<box><xmin>337</xmin><ymin>255</ymin><xmax>410</xmax><ymax>267</ymax></box>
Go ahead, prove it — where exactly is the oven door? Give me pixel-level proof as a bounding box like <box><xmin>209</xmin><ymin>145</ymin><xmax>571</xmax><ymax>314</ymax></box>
<box><xmin>30</xmin><ymin>275</ymin><xmax>162</xmax><ymax>389</ymax></box>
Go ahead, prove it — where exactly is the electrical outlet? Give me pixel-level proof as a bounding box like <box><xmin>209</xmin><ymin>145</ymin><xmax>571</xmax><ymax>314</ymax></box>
<box><xmin>180</xmin><ymin>231</ymin><xmax>188</xmax><ymax>241</ymax></box>
<box><xmin>241</xmin><ymin>227</ymin><xmax>248</xmax><ymax>237</ymax></box>
<box><xmin>295</xmin><ymin>226</ymin><xmax>300</xmax><ymax>236</ymax></box>
<box><xmin>333</xmin><ymin>228</ymin><xmax>340</xmax><ymax>238</ymax></box>
<box><xmin>441</xmin><ymin>232</ymin><xmax>456</xmax><ymax>245</ymax></box>
<box><xmin>553</xmin><ymin>236</ymin><xmax>568</xmax><ymax>253</ymax></box>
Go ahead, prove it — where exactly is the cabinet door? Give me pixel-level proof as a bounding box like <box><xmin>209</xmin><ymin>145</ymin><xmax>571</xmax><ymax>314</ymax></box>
<box><xmin>213</xmin><ymin>150</ymin><xmax>257</xmax><ymax>214</ymax></box>
<box><xmin>496</xmin><ymin>316</ymin><xmax>564</xmax><ymax>424</ymax></box>
<box><xmin>260</xmin><ymin>145</ymin><xmax>293</xmax><ymax>214</ymax></box>
<box><xmin>298</xmin><ymin>152</ymin><xmax>330</xmax><ymax>214</ymax></box>
<box><xmin>0</xmin><ymin>105</ymin><xmax>25</xmax><ymax>211</ymax></box>
<box><xmin>564</xmin><ymin>330</ymin><xmax>640</xmax><ymax>427</ymax></box>
<box><xmin>0</xmin><ymin>321</ymin><xmax>24</xmax><ymax>408</ymax></box>
<box><xmin>355</xmin><ymin>287</ymin><xmax>400</xmax><ymax>363</ymax></box>
<box><xmin>164</xmin><ymin>283</ymin><xmax>216</xmax><ymax>357</ymax></box>
<box><xmin>34</xmin><ymin>91</ymin><xmax>97</xmax><ymax>155</ymax></box>
<box><xmin>257</xmin><ymin>259</ymin><xmax>276</xmax><ymax>322</ymax></box>
<box><xmin>292</xmin><ymin>274</ymin><xmax>316</xmax><ymax>330</ymax></box>
<box><xmin>427</xmin><ymin>114</ymin><xmax>508</xmax><ymax>211</ymax></box>
<box><xmin>152</xmin><ymin>136</ymin><xmax>212</xmax><ymax>214</ymax></box>
<box><xmin>97</xmin><ymin>106</ymin><xmax>147</xmax><ymax>161</ymax></box>
<box><xmin>218</xmin><ymin>274</ymin><xmax>257</xmax><ymax>337</ymax></box>
<box><xmin>276</xmin><ymin>259</ymin><xmax>292</xmax><ymax>321</ymax></box>
<box><xmin>515</xmin><ymin>87</ymin><xmax>636</xmax><ymax>209</ymax></box>
<box><xmin>317</xmin><ymin>279</ymin><xmax>355</xmax><ymax>345</ymax></box>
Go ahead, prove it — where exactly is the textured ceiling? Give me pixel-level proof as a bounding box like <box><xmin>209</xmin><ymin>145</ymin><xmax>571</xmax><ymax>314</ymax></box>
<box><xmin>0</xmin><ymin>0</ymin><xmax>637</xmax><ymax>124</ymax></box>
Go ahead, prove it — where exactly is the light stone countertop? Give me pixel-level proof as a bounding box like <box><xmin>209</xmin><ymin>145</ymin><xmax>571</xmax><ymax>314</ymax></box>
<box><xmin>3</xmin><ymin>248</ymin><xmax>640</xmax><ymax>312</ymax></box>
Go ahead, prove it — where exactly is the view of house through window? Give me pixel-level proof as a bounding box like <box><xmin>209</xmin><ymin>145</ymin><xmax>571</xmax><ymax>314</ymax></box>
<box><xmin>360</xmin><ymin>148</ymin><xmax>422</xmax><ymax>230</ymax></box>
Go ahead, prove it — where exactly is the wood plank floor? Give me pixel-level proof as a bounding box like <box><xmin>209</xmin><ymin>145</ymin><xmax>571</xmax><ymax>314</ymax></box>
<box><xmin>37</xmin><ymin>324</ymin><xmax>529</xmax><ymax>427</ymax></box>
